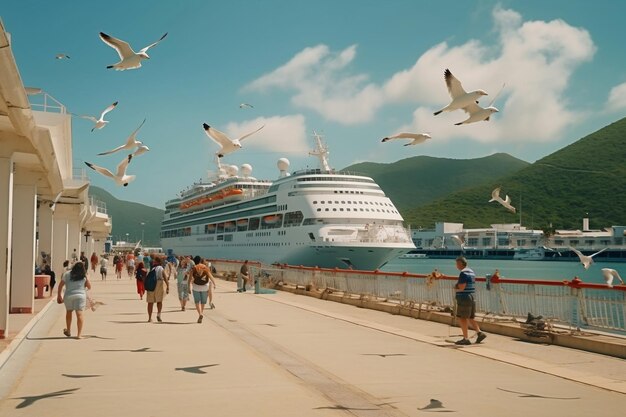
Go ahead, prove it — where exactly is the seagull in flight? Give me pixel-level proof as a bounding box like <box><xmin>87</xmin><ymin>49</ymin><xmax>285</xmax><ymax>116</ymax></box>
<box><xmin>601</xmin><ymin>268</ymin><xmax>624</xmax><ymax>288</ymax></box>
<box><xmin>85</xmin><ymin>155</ymin><xmax>135</xmax><ymax>187</ymax></box>
<box><xmin>434</xmin><ymin>69</ymin><xmax>488</xmax><ymax>116</ymax></box>
<box><xmin>569</xmin><ymin>247</ymin><xmax>607</xmax><ymax>270</ymax></box>
<box><xmin>72</xmin><ymin>101</ymin><xmax>118</xmax><ymax>132</ymax></box>
<box><xmin>202</xmin><ymin>123</ymin><xmax>265</xmax><ymax>158</ymax></box>
<box><xmin>98</xmin><ymin>119</ymin><xmax>146</xmax><ymax>156</ymax></box>
<box><xmin>55</xmin><ymin>53</ymin><xmax>70</xmax><ymax>60</ymax></box>
<box><xmin>99</xmin><ymin>32</ymin><xmax>168</xmax><ymax>71</ymax></box>
<box><xmin>132</xmin><ymin>144</ymin><xmax>150</xmax><ymax>158</ymax></box>
<box><xmin>455</xmin><ymin>83</ymin><xmax>505</xmax><ymax>126</ymax></box>
<box><xmin>239</xmin><ymin>103</ymin><xmax>254</xmax><ymax>109</ymax></box>
<box><xmin>381</xmin><ymin>132</ymin><xmax>431</xmax><ymax>146</ymax></box>
<box><xmin>489</xmin><ymin>187</ymin><xmax>516</xmax><ymax>213</ymax></box>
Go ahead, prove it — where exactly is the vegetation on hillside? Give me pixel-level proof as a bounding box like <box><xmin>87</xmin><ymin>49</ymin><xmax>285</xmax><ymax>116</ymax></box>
<box><xmin>344</xmin><ymin>153</ymin><xmax>529</xmax><ymax>211</ymax></box>
<box><xmin>88</xmin><ymin>186</ymin><xmax>164</xmax><ymax>246</ymax></box>
<box><xmin>403</xmin><ymin>117</ymin><xmax>626</xmax><ymax>230</ymax></box>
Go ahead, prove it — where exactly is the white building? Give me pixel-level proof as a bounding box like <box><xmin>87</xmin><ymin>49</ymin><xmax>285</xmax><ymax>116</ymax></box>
<box><xmin>0</xmin><ymin>20</ymin><xmax>111</xmax><ymax>338</ymax></box>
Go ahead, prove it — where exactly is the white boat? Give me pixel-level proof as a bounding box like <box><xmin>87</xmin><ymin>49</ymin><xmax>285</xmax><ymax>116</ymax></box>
<box><xmin>513</xmin><ymin>247</ymin><xmax>545</xmax><ymax>261</ymax></box>
<box><xmin>160</xmin><ymin>133</ymin><xmax>415</xmax><ymax>270</ymax></box>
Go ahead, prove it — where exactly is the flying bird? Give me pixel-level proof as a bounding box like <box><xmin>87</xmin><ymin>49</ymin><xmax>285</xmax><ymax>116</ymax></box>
<box><xmin>72</xmin><ymin>101</ymin><xmax>118</xmax><ymax>132</ymax></box>
<box><xmin>569</xmin><ymin>247</ymin><xmax>607</xmax><ymax>270</ymax></box>
<box><xmin>433</xmin><ymin>69</ymin><xmax>488</xmax><ymax>116</ymax></box>
<box><xmin>202</xmin><ymin>123</ymin><xmax>265</xmax><ymax>158</ymax></box>
<box><xmin>85</xmin><ymin>155</ymin><xmax>135</xmax><ymax>187</ymax></box>
<box><xmin>239</xmin><ymin>103</ymin><xmax>254</xmax><ymax>109</ymax></box>
<box><xmin>381</xmin><ymin>132</ymin><xmax>431</xmax><ymax>146</ymax></box>
<box><xmin>98</xmin><ymin>119</ymin><xmax>146</xmax><ymax>156</ymax></box>
<box><xmin>55</xmin><ymin>53</ymin><xmax>70</xmax><ymax>60</ymax></box>
<box><xmin>454</xmin><ymin>83</ymin><xmax>505</xmax><ymax>126</ymax></box>
<box><xmin>132</xmin><ymin>144</ymin><xmax>150</xmax><ymax>158</ymax></box>
<box><xmin>450</xmin><ymin>234</ymin><xmax>465</xmax><ymax>250</ymax></box>
<box><xmin>99</xmin><ymin>32</ymin><xmax>168</xmax><ymax>70</ymax></box>
<box><xmin>488</xmin><ymin>187</ymin><xmax>516</xmax><ymax>213</ymax></box>
<box><xmin>601</xmin><ymin>268</ymin><xmax>624</xmax><ymax>288</ymax></box>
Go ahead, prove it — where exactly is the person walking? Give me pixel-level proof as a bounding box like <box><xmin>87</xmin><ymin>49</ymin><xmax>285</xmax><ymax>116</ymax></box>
<box><xmin>176</xmin><ymin>257</ymin><xmax>191</xmax><ymax>311</ymax></box>
<box><xmin>99</xmin><ymin>256</ymin><xmax>108</xmax><ymax>280</ymax></box>
<box><xmin>238</xmin><ymin>260</ymin><xmax>250</xmax><ymax>292</ymax></box>
<box><xmin>453</xmin><ymin>256</ymin><xmax>486</xmax><ymax>345</ymax></box>
<box><xmin>115</xmin><ymin>256</ymin><xmax>124</xmax><ymax>279</ymax></box>
<box><xmin>204</xmin><ymin>260</ymin><xmax>217</xmax><ymax>309</ymax></box>
<box><xmin>80</xmin><ymin>251</ymin><xmax>89</xmax><ymax>272</ymax></box>
<box><xmin>146</xmin><ymin>257</ymin><xmax>169</xmax><ymax>322</ymax></box>
<box><xmin>135</xmin><ymin>261</ymin><xmax>147</xmax><ymax>300</ymax></box>
<box><xmin>57</xmin><ymin>261</ymin><xmax>91</xmax><ymax>339</ymax></box>
<box><xmin>189</xmin><ymin>256</ymin><xmax>214</xmax><ymax>323</ymax></box>
<box><xmin>90</xmin><ymin>252</ymin><xmax>98</xmax><ymax>274</ymax></box>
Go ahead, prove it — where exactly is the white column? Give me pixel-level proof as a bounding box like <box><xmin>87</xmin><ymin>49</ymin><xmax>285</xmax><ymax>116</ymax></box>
<box><xmin>51</xmin><ymin>216</ymin><xmax>68</xmax><ymax>277</ymax></box>
<box><xmin>38</xmin><ymin>203</ymin><xmax>54</xmax><ymax>266</ymax></box>
<box><xmin>0</xmin><ymin>158</ymin><xmax>14</xmax><ymax>338</ymax></box>
<box><xmin>10</xmin><ymin>183</ymin><xmax>37</xmax><ymax>314</ymax></box>
<box><xmin>68</xmin><ymin>214</ymin><xmax>81</xmax><ymax>262</ymax></box>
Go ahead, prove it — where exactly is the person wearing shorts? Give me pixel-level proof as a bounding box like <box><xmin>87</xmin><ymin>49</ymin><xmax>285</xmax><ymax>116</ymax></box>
<box><xmin>57</xmin><ymin>261</ymin><xmax>92</xmax><ymax>339</ymax></box>
<box><xmin>146</xmin><ymin>257</ymin><xmax>169</xmax><ymax>322</ymax></box>
<box><xmin>454</xmin><ymin>256</ymin><xmax>486</xmax><ymax>345</ymax></box>
<box><xmin>189</xmin><ymin>256</ymin><xmax>215</xmax><ymax>323</ymax></box>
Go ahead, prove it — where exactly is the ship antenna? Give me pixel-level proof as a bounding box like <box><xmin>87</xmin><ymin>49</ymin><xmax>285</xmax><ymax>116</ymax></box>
<box><xmin>308</xmin><ymin>131</ymin><xmax>331</xmax><ymax>172</ymax></box>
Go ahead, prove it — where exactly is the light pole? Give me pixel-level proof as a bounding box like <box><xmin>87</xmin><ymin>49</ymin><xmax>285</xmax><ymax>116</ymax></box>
<box><xmin>140</xmin><ymin>222</ymin><xmax>145</xmax><ymax>245</ymax></box>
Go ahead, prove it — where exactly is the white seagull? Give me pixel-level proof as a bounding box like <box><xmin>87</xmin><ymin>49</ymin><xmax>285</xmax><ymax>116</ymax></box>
<box><xmin>131</xmin><ymin>144</ymin><xmax>150</xmax><ymax>158</ymax></box>
<box><xmin>450</xmin><ymin>234</ymin><xmax>465</xmax><ymax>250</ymax></box>
<box><xmin>455</xmin><ymin>83</ymin><xmax>505</xmax><ymax>126</ymax></box>
<box><xmin>55</xmin><ymin>53</ymin><xmax>70</xmax><ymax>60</ymax></box>
<box><xmin>202</xmin><ymin>123</ymin><xmax>265</xmax><ymax>158</ymax></box>
<box><xmin>99</xmin><ymin>32</ymin><xmax>168</xmax><ymax>71</ymax></box>
<box><xmin>601</xmin><ymin>268</ymin><xmax>624</xmax><ymax>288</ymax></box>
<box><xmin>381</xmin><ymin>132</ymin><xmax>431</xmax><ymax>146</ymax></box>
<box><xmin>239</xmin><ymin>103</ymin><xmax>254</xmax><ymax>109</ymax></box>
<box><xmin>489</xmin><ymin>187</ymin><xmax>516</xmax><ymax>213</ymax></box>
<box><xmin>433</xmin><ymin>69</ymin><xmax>488</xmax><ymax>116</ymax></box>
<box><xmin>73</xmin><ymin>101</ymin><xmax>118</xmax><ymax>132</ymax></box>
<box><xmin>98</xmin><ymin>119</ymin><xmax>146</xmax><ymax>156</ymax></box>
<box><xmin>85</xmin><ymin>155</ymin><xmax>135</xmax><ymax>187</ymax></box>
<box><xmin>569</xmin><ymin>247</ymin><xmax>607</xmax><ymax>270</ymax></box>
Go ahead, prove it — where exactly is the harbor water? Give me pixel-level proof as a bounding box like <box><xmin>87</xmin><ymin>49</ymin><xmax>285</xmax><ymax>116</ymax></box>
<box><xmin>383</xmin><ymin>258</ymin><xmax>624</xmax><ymax>285</ymax></box>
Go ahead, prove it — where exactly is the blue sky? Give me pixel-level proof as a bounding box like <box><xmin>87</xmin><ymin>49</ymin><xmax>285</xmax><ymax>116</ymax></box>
<box><xmin>3</xmin><ymin>1</ymin><xmax>626</xmax><ymax>208</ymax></box>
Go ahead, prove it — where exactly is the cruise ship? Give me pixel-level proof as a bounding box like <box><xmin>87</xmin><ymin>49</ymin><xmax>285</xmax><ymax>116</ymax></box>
<box><xmin>160</xmin><ymin>134</ymin><xmax>415</xmax><ymax>269</ymax></box>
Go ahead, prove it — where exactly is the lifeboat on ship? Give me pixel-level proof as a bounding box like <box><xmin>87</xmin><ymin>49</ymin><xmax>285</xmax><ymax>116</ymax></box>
<box><xmin>262</xmin><ymin>214</ymin><xmax>282</xmax><ymax>225</ymax></box>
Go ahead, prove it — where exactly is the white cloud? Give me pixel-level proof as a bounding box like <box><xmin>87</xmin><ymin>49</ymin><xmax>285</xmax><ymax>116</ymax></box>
<box><xmin>246</xmin><ymin>6</ymin><xmax>596</xmax><ymax>143</ymax></box>
<box><xmin>606</xmin><ymin>82</ymin><xmax>626</xmax><ymax>111</ymax></box>
<box><xmin>245</xmin><ymin>45</ymin><xmax>385</xmax><ymax>125</ymax></box>
<box><xmin>222</xmin><ymin>114</ymin><xmax>309</xmax><ymax>154</ymax></box>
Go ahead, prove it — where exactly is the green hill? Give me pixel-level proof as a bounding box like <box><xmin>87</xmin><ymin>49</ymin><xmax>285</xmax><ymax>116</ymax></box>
<box><xmin>88</xmin><ymin>186</ymin><xmax>164</xmax><ymax>246</ymax></box>
<box><xmin>344</xmin><ymin>153</ymin><xmax>529</xmax><ymax>211</ymax></box>
<box><xmin>404</xmin><ymin>117</ymin><xmax>626</xmax><ymax>229</ymax></box>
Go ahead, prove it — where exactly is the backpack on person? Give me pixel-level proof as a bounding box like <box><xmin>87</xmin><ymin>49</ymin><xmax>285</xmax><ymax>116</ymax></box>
<box><xmin>192</xmin><ymin>265</ymin><xmax>208</xmax><ymax>286</ymax></box>
<box><xmin>144</xmin><ymin>267</ymin><xmax>158</xmax><ymax>291</ymax></box>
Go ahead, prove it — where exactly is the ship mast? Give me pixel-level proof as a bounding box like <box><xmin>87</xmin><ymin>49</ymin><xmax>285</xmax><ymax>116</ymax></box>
<box><xmin>308</xmin><ymin>131</ymin><xmax>332</xmax><ymax>172</ymax></box>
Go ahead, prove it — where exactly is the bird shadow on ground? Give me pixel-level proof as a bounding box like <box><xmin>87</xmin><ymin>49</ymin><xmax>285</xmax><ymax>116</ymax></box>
<box><xmin>313</xmin><ymin>405</ymin><xmax>379</xmax><ymax>411</ymax></box>
<box><xmin>12</xmin><ymin>388</ymin><xmax>79</xmax><ymax>409</ymax></box>
<box><xmin>175</xmin><ymin>364</ymin><xmax>219</xmax><ymax>374</ymax></box>
<box><xmin>97</xmin><ymin>347</ymin><xmax>161</xmax><ymax>353</ymax></box>
<box><xmin>497</xmin><ymin>387</ymin><xmax>580</xmax><ymax>400</ymax></box>
<box><xmin>82</xmin><ymin>335</ymin><xmax>115</xmax><ymax>340</ymax></box>
<box><xmin>361</xmin><ymin>353</ymin><xmax>407</xmax><ymax>358</ymax></box>
<box><xmin>62</xmin><ymin>374</ymin><xmax>102</xmax><ymax>379</ymax></box>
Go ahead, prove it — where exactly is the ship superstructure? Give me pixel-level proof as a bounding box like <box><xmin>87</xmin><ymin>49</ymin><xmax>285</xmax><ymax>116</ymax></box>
<box><xmin>160</xmin><ymin>134</ymin><xmax>414</xmax><ymax>269</ymax></box>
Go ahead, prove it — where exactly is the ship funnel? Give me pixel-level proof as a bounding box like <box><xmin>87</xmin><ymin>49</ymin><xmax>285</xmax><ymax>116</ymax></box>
<box><xmin>583</xmin><ymin>217</ymin><xmax>590</xmax><ymax>232</ymax></box>
<box><xmin>277</xmin><ymin>158</ymin><xmax>290</xmax><ymax>178</ymax></box>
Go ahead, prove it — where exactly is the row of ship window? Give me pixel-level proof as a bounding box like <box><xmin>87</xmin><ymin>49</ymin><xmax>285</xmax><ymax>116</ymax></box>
<box><xmin>312</xmin><ymin>200</ymin><xmax>394</xmax><ymax>207</ymax></box>
<box><xmin>317</xmin><ymin>207</ymin><xmax>397</xmax><ymax>213</ymax></box>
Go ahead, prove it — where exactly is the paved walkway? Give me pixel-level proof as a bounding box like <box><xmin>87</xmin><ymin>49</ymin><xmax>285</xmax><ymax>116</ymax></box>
<box><xmin>0</xmin><ymin>277</ymin><xmax>625</xmax><ymax>416</ymax></box>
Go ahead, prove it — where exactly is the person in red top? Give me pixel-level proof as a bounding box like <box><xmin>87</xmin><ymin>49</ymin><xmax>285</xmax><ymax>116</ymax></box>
<box><xmin>90</xmin><ymin>252</ymin><xmax>98</xmax><ymax>273</ymax></box>
<box><xmin>135</xmin><ymin>261</ymin><xmax>147</xmax><ymax>300</ymax></box>
<box><xmin>115</xmin><ymin>257</ymin><xmax>124</xmax><ymax>279</ymax></box>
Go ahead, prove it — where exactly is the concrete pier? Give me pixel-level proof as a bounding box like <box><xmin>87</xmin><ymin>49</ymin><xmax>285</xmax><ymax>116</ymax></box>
<box><xmin>0</xmin><ymin>277</ymin><xmax>625</xmax><ymax>416</ymax></box>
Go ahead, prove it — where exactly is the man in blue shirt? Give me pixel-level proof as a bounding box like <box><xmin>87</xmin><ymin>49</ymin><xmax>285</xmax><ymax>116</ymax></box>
<box><xmin>454</xmin><ymin>256</ymin><xmax>486</xmax><ymax>345</ymax></box>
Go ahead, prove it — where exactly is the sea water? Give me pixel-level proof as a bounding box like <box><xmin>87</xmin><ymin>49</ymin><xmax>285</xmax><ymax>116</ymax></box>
<box><xmin>382</xmin><ymin>258</ymin><xmax>625</xmax><ymax>285</ymax></box>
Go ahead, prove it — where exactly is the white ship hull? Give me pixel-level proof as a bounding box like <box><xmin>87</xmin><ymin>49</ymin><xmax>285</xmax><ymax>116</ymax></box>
<box><xmin>160</xmin><ymin>136</ymin><xmax>414</xmax><ymax>270</ymax></box>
